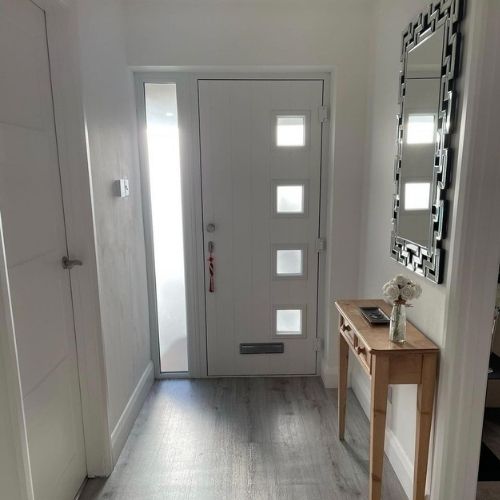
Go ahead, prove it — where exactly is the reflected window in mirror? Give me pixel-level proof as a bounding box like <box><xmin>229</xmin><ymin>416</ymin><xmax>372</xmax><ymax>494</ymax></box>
<box><xmin>404</xmin><ymin>182</ymin><xmax>431</xmax><ymax>211</ymax></box>
<box><xmin>406</xmin><ymin>114</ymin><xmax>436</xmax><ymax>145</ymax></box>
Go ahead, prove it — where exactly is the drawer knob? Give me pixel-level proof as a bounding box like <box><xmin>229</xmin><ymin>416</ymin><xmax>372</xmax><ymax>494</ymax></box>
<box><xmin>341</xmin><ymin>323</ymin><xmax>351</xmax><ymax>332</ymax></box>
<box><xmin>356</xmin><ymin>346</ymin><xmax>365</xmax><ymax>355</ymax></box>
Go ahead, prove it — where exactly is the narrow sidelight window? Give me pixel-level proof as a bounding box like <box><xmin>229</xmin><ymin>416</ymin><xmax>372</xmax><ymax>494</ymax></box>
<box><xmin>144</xmin><ymin>83</ymin><xmax>188</xmax><ymax>373</ymax></box>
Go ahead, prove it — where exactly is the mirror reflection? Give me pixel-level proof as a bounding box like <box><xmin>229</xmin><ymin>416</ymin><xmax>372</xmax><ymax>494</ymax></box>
<box><xmin>397</xmin><ymin>26</ymin><xmax>444</xmax><ymax>246</ymax></box>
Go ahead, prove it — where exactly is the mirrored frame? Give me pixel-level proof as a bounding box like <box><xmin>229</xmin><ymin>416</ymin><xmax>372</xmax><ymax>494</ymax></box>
<box><xmin>390</xmin><ymin>0</ymin><xmax>463</xmax><ymax>284</ymax></box>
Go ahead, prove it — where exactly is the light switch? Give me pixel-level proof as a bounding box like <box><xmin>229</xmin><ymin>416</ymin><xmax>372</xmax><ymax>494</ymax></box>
<box><xmin>113</xmin><ymin>178</ymin><xmax>130</xmax><ymax>198</ymax></box>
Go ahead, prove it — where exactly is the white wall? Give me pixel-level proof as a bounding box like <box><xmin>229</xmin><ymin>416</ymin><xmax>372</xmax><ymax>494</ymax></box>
<box><xmin>356</xmin><ymin>0</ymin><xmax>499</xmax><ymax>498</ymax></box>
<box><xmin>356</xmin><ymin>2</ymin><xmax>443</xmax><ymax>492</ymax></box>
<box><xmin>120</xmin><ymin>0</ymin><xmax>376</xmax><ymax>384</ymax></box>
<box><xmin>76</xmin><ymin>0</ymin><xmax>152</xmax><ymax>441</ymax></box>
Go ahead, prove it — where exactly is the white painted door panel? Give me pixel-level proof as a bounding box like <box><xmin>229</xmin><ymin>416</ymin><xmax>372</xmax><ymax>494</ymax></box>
<box><xmin>199</xmin><ymin>80</ymin><xmax>323</xmax><ymax>376</ymax></box>
<box><xmin>0</xmin><ymin>1</ymin><xmax>86</xmax><ymax>498</ymax></box>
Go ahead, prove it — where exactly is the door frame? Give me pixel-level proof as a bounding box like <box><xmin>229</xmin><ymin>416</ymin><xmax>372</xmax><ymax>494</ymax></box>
<box><xmin>0</xmin><ymin>2</ymin><xmax>113</xmax><ymax>498</ymax></box>
<box><xmin>134</xmin><ymin>70</ymin><xmax>331</xmax><ymax>379</ymax></box>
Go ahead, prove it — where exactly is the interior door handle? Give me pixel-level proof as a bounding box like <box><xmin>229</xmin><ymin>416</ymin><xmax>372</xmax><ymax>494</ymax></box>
<box><xmin>62</xmin><ymin>256</ymin><xmax>83</xmax><ymax>270</ymax></box>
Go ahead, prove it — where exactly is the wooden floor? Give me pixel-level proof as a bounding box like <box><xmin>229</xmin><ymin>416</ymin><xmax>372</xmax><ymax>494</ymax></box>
<box><xmin>80</xmin><ymin>378</ymin><xmax>406</xmax><ymax>500</ymax></box>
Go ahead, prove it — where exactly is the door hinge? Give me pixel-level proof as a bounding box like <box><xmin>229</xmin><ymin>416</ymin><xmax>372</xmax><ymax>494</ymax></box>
<box><xmin>62</xmin><ymin>256</ymin><xmax>83</xmax><ymax>270</ymax></box>
<box><xmin>315</xmin><ymin>238</ymin><xmax>326</xmax><ymax>253</ymax></box>
<box><xmin>318</xmin><ymin>105</ymin><xmax>329</xmax><ymax>123</ymax></box>
<box><xmin>315</xmin><ymin>338</ymin><xmax>323</xmax><ymax>352</ymax></box>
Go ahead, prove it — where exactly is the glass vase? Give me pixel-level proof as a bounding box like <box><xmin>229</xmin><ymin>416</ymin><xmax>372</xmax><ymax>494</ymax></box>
<box><xmin>389</xmin><ymin>302</ymin><xmax>407</xmax><ymax>343</ymax></box>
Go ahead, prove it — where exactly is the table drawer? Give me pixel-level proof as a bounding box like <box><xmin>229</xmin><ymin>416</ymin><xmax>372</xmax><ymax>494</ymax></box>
<box><xmin>353</xmin><ymin>336</ymin><xmax>371</xmax><ymax>374</ymax></box>
<box><xmin>339</xmin><ymin>319</ymin><xmax>355</xmax><ymax>346</ymax></box>
<box><xmin>339</xmin><ymin>315</ymin><xmax>372</xmax><ymax>374</ymax></box>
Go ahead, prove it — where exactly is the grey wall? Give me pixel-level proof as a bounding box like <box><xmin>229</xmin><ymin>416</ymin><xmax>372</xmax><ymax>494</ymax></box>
<box><xmin>76</xmin><ymin>0</ymin><xmax>151</xmax><ymax>432</ymax></box>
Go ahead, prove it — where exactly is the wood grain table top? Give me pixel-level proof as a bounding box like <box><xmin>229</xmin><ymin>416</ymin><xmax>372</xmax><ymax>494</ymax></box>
<box><xmin>335</xmin><ymin>299</ymin><xmax>439</xmax><ymax>354</ymax></box>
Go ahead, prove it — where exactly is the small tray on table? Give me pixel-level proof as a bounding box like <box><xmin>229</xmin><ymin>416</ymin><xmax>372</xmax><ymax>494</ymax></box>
<box><xmin>359</xmin><ymin>306</ymin><xmax>390</xmax><ymax>325</ymax></box>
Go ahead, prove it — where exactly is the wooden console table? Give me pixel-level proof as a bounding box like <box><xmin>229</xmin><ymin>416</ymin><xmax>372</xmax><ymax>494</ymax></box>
<box><xmin>335</xmin><ymin>299</ymin><xmax>439</xmax><ymax>500</ymax></box>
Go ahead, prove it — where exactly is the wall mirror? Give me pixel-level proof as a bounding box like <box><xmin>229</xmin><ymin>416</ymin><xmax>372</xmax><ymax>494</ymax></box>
<box><xmin>391</xmin><ymin>0</ymin><xmax>463</xmax><ymax>284</ymax></box>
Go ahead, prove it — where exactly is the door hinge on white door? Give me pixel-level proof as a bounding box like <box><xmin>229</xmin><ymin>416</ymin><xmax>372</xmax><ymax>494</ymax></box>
<box><xmin>318</xmin><ymin>106</ymin><xmax>329</xmax><ymax>123</ymax></box>
<box><xmin>315</xmin><ymin>338</ymin><xmax>323</xmax><ymax>352</ymax></box>
<box><xmin>315</xmin><ymin>238</ymin><xmax>326</xmax><ymax>253</ymax></box>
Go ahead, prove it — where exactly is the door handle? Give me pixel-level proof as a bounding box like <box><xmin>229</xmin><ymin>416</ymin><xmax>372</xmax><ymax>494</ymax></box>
<box><xmin>207</xmin><ymin>241</ymin><xmax>215</xmax><ymax>292</ymax></box>
<box><xmin>62</xmin><ymin>256</ymin><xmax>83</xmax><ymax>270</ymax></box>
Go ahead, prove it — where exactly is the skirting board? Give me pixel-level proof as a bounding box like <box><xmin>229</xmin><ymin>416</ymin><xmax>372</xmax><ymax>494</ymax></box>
<box><xmin>110</xmin><ymin>360</ymin><xmax>154</xmax><ymax>464</ymax></box>
<box><xmin>351</xmin><ymin>371</ymin><xmax>413</xmax><ymax>499</ymax></box>
<box><xmin>320</xmin><ymin>358</ymin><xmax>337</xmax><ymax>388</ymax></box>
<box><xmin>320</xmin><ymin>355</ymin><xmax>355</xmax><ymax>389</ymax></box>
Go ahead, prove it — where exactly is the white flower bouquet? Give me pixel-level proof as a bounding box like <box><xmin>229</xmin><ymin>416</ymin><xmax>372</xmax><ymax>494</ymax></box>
<box><xmin>383</xmin><ymin>275</ymin><xmax>422</xmax><ymax>342</ymax></box>
<box><xmin>382</xmin><ymin>274</ymin><xmax>422</xmax><ymax>305</ymax></box>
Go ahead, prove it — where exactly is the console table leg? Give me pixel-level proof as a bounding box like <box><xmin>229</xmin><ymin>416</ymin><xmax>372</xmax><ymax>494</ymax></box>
<box><xmin>338</xmin><ymin>333</ymin><xmax>349</xmax><ymax>440</ymax></box>
<box><xmin>369</xmin><ymin>355</ymin><xmax>389</xmax><ymax>500</ymax></box>
<box><xmin>413</xmin><ymin>353</ymin><xmax>437</xmax><ymax>500</ymax></box>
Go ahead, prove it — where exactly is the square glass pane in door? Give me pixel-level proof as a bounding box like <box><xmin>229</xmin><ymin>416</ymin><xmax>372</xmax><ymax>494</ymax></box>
<box><xmin>275</xmin><ymin>308</ymin><xmax>303</xmax><ymax>336</ymax></box>
<box><xmin>276</xmin><ymin>115</ymin><xmax>306</xmax><ymax>146</ymax></box>
<box><xmin>273</xmin><ymin>245</ymin><xmax>307</xmax><ymax>278</ymax></box>
<box><xmin>275</xmin><ymin>184</ymin><xmax>305</xmax><ymax>214</ymax></box>
<box><xmin>276</xmin><ymin>249</ymin><xmax>303</xmax><ymax>276</ymax></box>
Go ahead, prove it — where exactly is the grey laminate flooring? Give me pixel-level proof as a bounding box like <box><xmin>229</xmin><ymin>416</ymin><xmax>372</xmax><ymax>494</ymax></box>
<box><xmin>80</xmin><ymin>378</ymin><xmax>406</xmax><ymax>500</ymax></box>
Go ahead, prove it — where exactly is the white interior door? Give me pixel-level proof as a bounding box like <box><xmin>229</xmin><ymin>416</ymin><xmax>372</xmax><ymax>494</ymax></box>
<box><xmin>199</xmin><ymin>79</ymin><xmax>324</xmax><ymax>376</ymax></box>
<box><xmin>0</xmin><ymin>1</ymin><xmax>86</xmax><ymax>498</ymax></box>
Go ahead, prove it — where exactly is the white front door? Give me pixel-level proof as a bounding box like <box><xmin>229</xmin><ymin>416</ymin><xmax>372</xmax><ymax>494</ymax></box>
<box><xmin>199</xmin><ymin>79</ymin><xmax>325</xmax><ymax>376</ymax></box>
<box><xmin>0</xmin><ymin>1</ymin><xmax>86</xmax><ymax>498</ymax></box>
